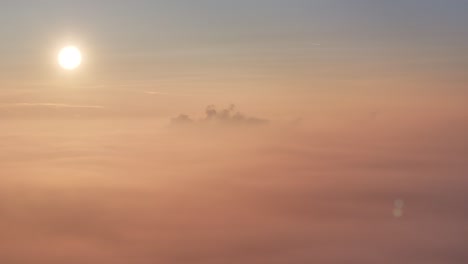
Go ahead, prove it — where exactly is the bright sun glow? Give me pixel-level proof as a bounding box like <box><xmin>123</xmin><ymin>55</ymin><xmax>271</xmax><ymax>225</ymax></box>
<box><xmin>58</xmin><ymin>46</ymin><xmax>82</xmax><ymax>70</ymax></box>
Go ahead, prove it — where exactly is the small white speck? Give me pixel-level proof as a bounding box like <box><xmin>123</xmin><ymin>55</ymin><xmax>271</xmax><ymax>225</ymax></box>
<box><xmin>393</xmin><ymin>208</ymin><xmax>404</xmax><ymax>218</ymax></box>
<box><xmin>394</xmin><ymin>199</ymin><xmax>405</xmax><ymax>209</ymax></box>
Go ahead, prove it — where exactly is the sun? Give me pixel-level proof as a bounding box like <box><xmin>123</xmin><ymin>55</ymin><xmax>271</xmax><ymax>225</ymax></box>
<box><xmin>58</xmin><ymin>46</ymin><xmax>82</xmax><ymax>70</ymax></box>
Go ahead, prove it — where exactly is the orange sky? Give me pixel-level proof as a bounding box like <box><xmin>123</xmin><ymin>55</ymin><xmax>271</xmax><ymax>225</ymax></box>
<box><xmin>1</xmin><ymin>1</ymin><xmax>468</xmax><ymax>263</ymax></box>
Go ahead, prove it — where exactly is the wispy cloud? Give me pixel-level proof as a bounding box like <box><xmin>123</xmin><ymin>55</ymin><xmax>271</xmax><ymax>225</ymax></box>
<box><xmin>143</xmin><ymin>91</ymin><xmax>193</xmax><ymax>97</ymax></box>
<box><xmin>0</xmin><ymin>103</ymin><xmax>105</xmax><ymax>109</ymax></box>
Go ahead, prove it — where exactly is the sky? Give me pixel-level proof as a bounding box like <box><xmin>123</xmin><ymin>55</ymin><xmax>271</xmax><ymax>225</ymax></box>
<box><xmin>0</xmin><ymin>1</ymin><xmax>467</xmax><ymax>263</ymax></box>
<box><xmin>2</xmin><ymin>0</ymin><xmax>468</xmax><ymax>91</ymax></box>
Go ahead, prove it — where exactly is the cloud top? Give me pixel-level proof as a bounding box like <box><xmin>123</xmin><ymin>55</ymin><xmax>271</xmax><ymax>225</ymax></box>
<box><xmin>172</xmin><ymin>105</ymin><xmax>269</xmax><ymax>126</ymax></box>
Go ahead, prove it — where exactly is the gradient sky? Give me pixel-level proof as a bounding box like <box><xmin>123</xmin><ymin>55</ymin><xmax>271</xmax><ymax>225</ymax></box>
<box><xmin>1</xmin><ymin>0</ymin><xmax>467</xmax><ymax>93</ymax></box>
<box><xmin>1</xmin><ymin>2</ymin><xmax>468</xmax><ymax>263</ymax></box>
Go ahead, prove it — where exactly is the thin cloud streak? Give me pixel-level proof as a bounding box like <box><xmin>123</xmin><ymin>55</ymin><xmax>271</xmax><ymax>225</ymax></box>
<box><xmin>143</xmin><ymin>91</ymin><xmax>194</xmax><ymax>97</ymax></box>
<box><xmin>0</xmin><ymin>103</ymin><xmax>105</xmax><ymax>109</ymax></box>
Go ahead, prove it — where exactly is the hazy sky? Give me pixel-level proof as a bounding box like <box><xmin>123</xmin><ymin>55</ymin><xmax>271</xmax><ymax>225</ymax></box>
<box><xmin>1</xmin><ymin>0</ymin><xmax>467</xmax><ymax>95</ymax></box>
<box><xmin>1</xmin><ymin>2</ymin><xmax>468</xmax><ymax>263</ymax></box>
